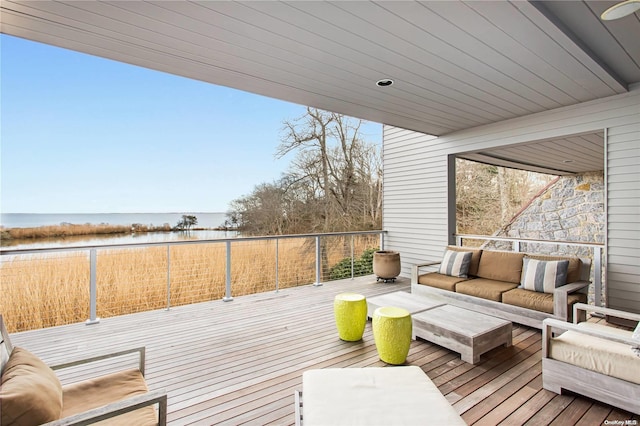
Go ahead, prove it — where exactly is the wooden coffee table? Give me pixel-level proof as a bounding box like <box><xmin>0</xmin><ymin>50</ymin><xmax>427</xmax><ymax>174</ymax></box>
<box><xmin>413</xmin><ymin>305</ymin><xmax>512</xmax><ymax>364</ymax></box>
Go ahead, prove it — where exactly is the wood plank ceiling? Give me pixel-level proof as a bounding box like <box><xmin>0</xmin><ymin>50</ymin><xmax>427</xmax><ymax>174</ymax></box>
<box><xmin>1</xmin><ymin>1</ymin><xmax>638</xmax><ymax>173</ymax></box>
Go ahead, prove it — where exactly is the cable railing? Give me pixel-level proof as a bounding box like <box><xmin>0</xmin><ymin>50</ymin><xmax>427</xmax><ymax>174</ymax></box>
<box><xmin>0</xmin><ymin>231</ymin><xmax>385</xmax><ymax>332</ymax></box>
<box><xmin>455</xmin><ymin>234</ymin><xmax>605</xmax><ymax>307</ymax></box>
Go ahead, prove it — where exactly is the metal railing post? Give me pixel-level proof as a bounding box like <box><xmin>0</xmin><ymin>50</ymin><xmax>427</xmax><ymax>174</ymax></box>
<box><xmin>379</xmin><ymin>233</ymin><xmax>385</xmax><ymax>251</ymax></box>
<box><xmin>593</xmin><ymin>246</ymin><xmax>603</xmax><ymax>307</ymax></box>
<box><xmin>351</xmin><ymin>234</ymin><xmax>355</xmax><ymax>279</ymax></box>
<box><xmin>314</xmin><ymin>236</ymin><xmax>322</xmax><ymax>286</ymax></box>
<box><xmin>223</xmin><ymin>240</ymin><xmax>233</xmax><ymax>301</ymax></box>
<box><xmin>166</xmin><ymin>245</ymin><xmax>171</xmax><ymax>310</ymax></box>
<box><xmin>275</xmin><ymin>239</ymin><xmax>279</xmax><ymax>292</ymax></box>
<box><xmin>86</xmin><ymin>249</ymin><xmax>100</xmax><ymax>325</ymax></box>
<box><xmin>513</xmin><ymin>240</ymin><xmax>521</xmax><ymax>252</ymax></box>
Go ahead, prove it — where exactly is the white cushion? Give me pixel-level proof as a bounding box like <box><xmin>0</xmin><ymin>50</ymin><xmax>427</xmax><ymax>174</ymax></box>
<box><xmin>520</xmin><ymin>257</ymin><xmax>569</xmax><ymax>293</ymax></box>
<box><xmin>302</xmin><ymin>366</ymin><xmax>465</xmax><ymax>426</ymax></box>
<box><xmin>438</xmin><ymin>250</ymin><xmax>473</xmax><ymax>278</ymax></box>
<box><xmin>549</xmin><ymin>322</ymin><xmax>640</xmax><ymax>384</ymax></box>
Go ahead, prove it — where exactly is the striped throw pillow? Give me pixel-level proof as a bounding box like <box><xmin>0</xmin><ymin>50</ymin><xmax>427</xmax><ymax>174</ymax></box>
<box><xmin>438</xmin><ymin>250</ymin><xmax>473</xmax><ymax>278</ymax></box>
<box><xmin>520</xmin><ymin>258</ymin><xmax>569</xmax><ymax>293</ymax></box>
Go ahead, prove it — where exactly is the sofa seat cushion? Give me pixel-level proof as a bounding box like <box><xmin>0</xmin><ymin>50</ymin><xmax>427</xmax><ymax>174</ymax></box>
<box><xmin>62</xmin><ymin>368</ymin><xmax>157</xmax><ymax>426</ymax></box>
<box><xmin>418</xmin><ymin>273</ymin><xmax>470</xmax><ymax>291</ymax></box>
<box><xmin>455</xmin><ymin>278</ymin><xmax>519</xmax><ymax>302</ymax></box>
<box><xmin>476</xmin><ymin>251</ymin><xmax>525</xmax><ymax>284</ymax></box>
<box><xmin>0</xmin><ymin>347</ymin><xmax>64</xmax><ymax>426</ymax></box>
<box><xmin>302</xmin><ymin>366</ymin><xmax>466</xmax><ymax>426</ymax></box>
<box><xmin>502</xmin><ymin>288</ymin><xmax>586</xmax><ymax>314</ymax></box>
<box><xmin>549</xmin><ymin>323</ymin><xmax>640</xmax><ymax>385</ymax></box>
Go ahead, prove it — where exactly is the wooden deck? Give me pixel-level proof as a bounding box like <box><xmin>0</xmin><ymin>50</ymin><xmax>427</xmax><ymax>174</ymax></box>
<box><xmin>9</xmin><ymin>276</ymin><xmax>639</xmax><ymax>425</ymax></box>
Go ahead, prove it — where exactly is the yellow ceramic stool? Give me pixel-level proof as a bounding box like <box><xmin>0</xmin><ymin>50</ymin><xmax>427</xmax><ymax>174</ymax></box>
<box><xmin>334</xmin><ymin>293</ymin><xmax>367</xmax><ymax>341</ymax></box>
<box><xmin>372</xmin><ymin>306</ymin><xmax>412</xmax><ymax>365</ymax></box>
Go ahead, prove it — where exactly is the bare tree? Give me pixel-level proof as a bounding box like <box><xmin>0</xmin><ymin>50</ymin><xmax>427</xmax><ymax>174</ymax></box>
<box><xmin>277</xmin><ymin>107</ymin><xmax>381</xmax><ymax>232</ymax></box>
<box><xmin>456</xmin><ymin>159</ymin><xmax>556</xmax><ymax>235</ymax></box>
<box><xmin>175</xmin><ymin>215</ymin><xmax>198</xmax><ymax>232</ymax></box>
<box><xmin>227</xmin><ymin>107</ymin><xmax>382</xmax><ymax>237</ymax></box>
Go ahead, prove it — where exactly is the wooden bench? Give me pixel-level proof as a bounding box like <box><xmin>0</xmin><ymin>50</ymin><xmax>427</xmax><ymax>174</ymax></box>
<box><xmin>0</xmin><ymin>315</ymin><xmax>167</xmax><ymax>425</ymax></box>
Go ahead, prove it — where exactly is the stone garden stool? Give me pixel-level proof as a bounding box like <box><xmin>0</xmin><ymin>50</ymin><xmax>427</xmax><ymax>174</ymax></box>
<box><xmin>334</xmin><ymin>293</ymin><xmax>367</xmax><ymax>341</ymax></box>
<box><xmin>372</xmin><ymin>306</ymin><xmax>412</xmax><ymax>364</ymax></box>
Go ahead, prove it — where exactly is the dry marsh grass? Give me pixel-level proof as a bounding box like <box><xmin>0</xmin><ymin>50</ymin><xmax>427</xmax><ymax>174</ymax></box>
<box><xmin>0</xmin><ymin>235</ymin><xmax>378</xmax><ymax>332</ymax></box>
<box><xmin>1</xmin><ymin>223</ymin><xmax>171</xmax><ymax>241</ymax></box>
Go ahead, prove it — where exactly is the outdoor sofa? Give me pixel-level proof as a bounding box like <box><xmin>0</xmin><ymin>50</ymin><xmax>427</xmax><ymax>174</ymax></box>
<box><xmin>411</xmin><ymin>246</ymin><xmax>591</xmax><ymax>329</ymax></box>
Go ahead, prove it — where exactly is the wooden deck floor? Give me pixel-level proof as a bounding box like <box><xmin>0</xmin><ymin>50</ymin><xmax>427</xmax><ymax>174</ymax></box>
<box><xmin>9</xmin><ymin>276</ymin><xmax>640</xmax><ymax>425</ymax></box>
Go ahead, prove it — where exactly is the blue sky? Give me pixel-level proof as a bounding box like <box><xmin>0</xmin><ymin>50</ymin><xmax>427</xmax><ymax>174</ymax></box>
<box><xmin>1</xmin><ymin>34</ymin><xmax>382</xmax><ymax>214</ymax></box>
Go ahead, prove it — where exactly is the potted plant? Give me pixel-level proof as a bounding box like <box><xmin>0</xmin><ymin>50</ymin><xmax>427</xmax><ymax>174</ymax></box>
<box><xmin>373</xmin><ymin>250</ymin><xmax>401</xmax><ymax>283</ymax></box>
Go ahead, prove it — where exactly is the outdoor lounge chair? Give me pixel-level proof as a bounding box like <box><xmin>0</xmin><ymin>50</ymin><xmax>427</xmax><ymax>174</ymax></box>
<box><xmin>542</xmin><ymin>303</ymin><xmax>640</xmax><ymax>414</ymax></box>
<box><xmin>0</xmin><ymin>315</ymin><xmax>167</xmax><ymax>425</ymax></box>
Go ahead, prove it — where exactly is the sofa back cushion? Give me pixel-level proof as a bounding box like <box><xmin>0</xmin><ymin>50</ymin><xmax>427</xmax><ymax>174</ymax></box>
<box><xmin>476</xmin><ymin>250</ymin><xmax>525</xmax><ymax>283</ymax></box>
<box><xmin>0</xmin><ymin>347</ymin><xmax>63</xmax><ymax>426</ymax></box>
<box><xmin>526</xmin><ymin>254</ymin><xmax>583</xmax><ymax>283</ymax></box>
<box><xmin>446</xmin><ymin>246</ymin><xmax>482</xmax><ymax>277</ymax></box>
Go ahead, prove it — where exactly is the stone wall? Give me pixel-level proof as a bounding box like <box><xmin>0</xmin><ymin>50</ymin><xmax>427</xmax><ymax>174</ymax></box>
<box><xmin>487</xmin><ymin>171</ymin><xmax>605</xmax><ymax>304</ymax></box>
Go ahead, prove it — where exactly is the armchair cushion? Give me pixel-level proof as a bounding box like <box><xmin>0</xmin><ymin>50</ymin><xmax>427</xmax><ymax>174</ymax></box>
<box><xmin>549</xmin><ymin>322</ymin><xmax>640</xmax><ymax>385</ymax></box>
<box><xmin>0</xmin><ymin>347</ymin><xmax>63</xmax><ymax>426</ymax></box>
<box><xmin>520</xmin><ymin>258</ymin><xmax>569</xmax><ymax>294</ymax></box>
<box><xmin>633</xmin><ymin>322</ymin><xmax>640</xmax><ymax>357</ymax></box>
<box><xmin>62</xmin><ymin>368</ymin><xmax>157</xmax><ymax>426</ymax></box>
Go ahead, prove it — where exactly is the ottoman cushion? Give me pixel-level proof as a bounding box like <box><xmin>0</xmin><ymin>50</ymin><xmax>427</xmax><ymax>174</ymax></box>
<box><xmin>302</xmin><ymin>366</ymin><xmax>465</xmax><ymax>426</ymax></box>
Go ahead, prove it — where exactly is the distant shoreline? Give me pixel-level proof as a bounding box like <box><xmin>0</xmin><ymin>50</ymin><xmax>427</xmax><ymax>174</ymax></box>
<box><xmin>0</xmin><ymin>212</ymin><xmax>229</xmax><ymax>229</ymax></box>
<box><xmin>0</xmin><ymin>222</ymin><xmax>236</xmax><ymax>242</ymax></box>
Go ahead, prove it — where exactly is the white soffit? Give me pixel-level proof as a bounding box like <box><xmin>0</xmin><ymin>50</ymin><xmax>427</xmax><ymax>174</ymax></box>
<box><xmin>0</xmin><ymin>1</ymin><xmax>634</xmax><ymax>137</ymax></box>
<box><xmin>458</xmin><ymin>131</ymin><xmax>605</xmax><ymax>175</ymax></box>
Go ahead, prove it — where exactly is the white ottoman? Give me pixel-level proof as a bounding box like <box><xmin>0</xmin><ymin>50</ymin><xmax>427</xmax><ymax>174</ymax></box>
<box><xmin>301</xmin><ymin>366</ymin><xmax>465</xmax><ymax>425</ymax></box>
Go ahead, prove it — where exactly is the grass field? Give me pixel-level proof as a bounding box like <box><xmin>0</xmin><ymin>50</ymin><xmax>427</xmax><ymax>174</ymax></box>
<box><xmin>1</xmin><ymin>223</ymin><xmax>171</xmax><ymax>241</ymax></box>
<box><xmin>0</xmin><ymin>235</ymin><xmax>378</xmax><ymax>332</ymax></box>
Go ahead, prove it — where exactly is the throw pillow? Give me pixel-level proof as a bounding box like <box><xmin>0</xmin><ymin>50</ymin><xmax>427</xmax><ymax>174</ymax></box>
<box><xmin>632</xmin><ymin>321</ymin><xmax>640</xmax><ymax>358</ymax></box>
<box><xmin>520</xmin><ymin>257</ymin><xmax>569</xmax><ymax>294</ymax></box>
<box><xmin>438</xmin><ymin>250</ymin><xmax>473</xmax><ymax>278</ymax></box>
<box><xmin>0</xmin><ymin>347</ymin><xmax>63</xmax><ymax>426</ymax></box>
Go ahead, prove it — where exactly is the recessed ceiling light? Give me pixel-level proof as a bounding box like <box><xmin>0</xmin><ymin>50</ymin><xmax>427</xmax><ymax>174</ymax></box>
<box><xmin>563</xmin><ymin>160</ymin><xmax>574</xmax><ymax>164</ymax></box>
<box><xmin>376</xmin><ymin>79</ymin><xmax>394</xmax><ymax>87</ymax></box>
<box><xmin>601</xmin><ymin>0</ymin><xmax>640</xmax><ymax>20</ymax></box>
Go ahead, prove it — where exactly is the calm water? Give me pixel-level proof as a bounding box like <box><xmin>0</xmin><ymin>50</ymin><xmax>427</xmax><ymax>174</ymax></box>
<box><xmin>0</xmin><ymin>213</ymin><xmax>238</xmax><ymax>250</ymax></box>
<box><xmin>1</xmin><ymin>212</ymin><xmax>228</xmax><ymax>229</ymax></box>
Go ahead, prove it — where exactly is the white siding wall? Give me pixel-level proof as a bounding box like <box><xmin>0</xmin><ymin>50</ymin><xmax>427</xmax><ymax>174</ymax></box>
<box><xmin>383</xmin><ymin>85</ymin><xmax>640</xmax><ymax>313</ymax></box>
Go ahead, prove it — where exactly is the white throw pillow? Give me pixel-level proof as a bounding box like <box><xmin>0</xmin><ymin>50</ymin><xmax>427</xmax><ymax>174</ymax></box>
<box><xmin>438</xmin><ymin>250</ymin><xmax>473</xmax><ymax>278</ymax></box>
<box><xmin>520</xmin><ymin>258</ymin><xmax>569</xmax><ymax>294</ymax></box>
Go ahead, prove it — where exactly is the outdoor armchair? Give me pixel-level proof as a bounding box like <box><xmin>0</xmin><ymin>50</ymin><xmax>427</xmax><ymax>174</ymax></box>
<box><xmin>542</xmin><ymin>303</ymin><xmax>640</xmax><ymax>414</ymax></box>
<box><xmin>0</xmin><ymin>315</ymin><xmax>167</xmax><ymax>425</ymax></box>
